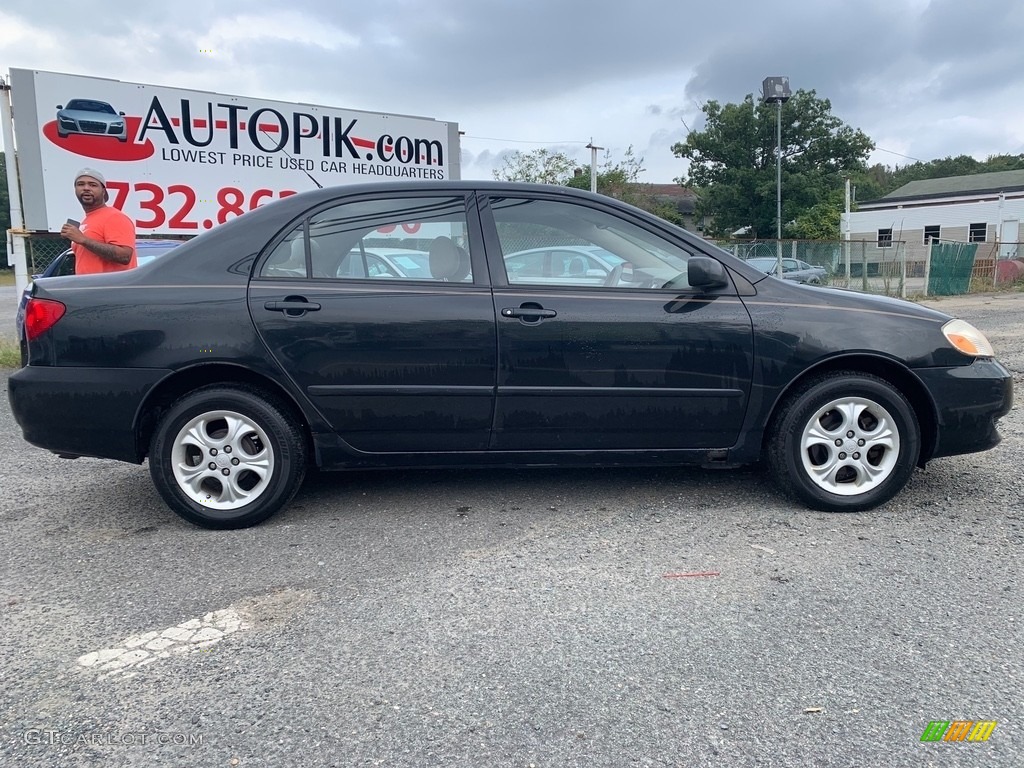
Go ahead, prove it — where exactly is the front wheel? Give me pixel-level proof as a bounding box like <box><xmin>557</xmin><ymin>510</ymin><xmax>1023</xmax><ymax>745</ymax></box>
<box><xmin>149</xmin><ymin>385</ymin><xmax>306</xmax><ymax>529</ymax></box>
<box><xmin>766</xmin><ymin>372</ymin><xmax>920</xmax><ymax>512</ymax></box>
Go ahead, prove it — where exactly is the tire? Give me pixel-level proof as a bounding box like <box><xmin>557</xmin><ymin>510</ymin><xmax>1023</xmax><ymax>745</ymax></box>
<box><xmin>149</xmin><ymin>385</ymin><xmax>306</xmax><ymax>529</ymax></box>
<box><xmin>766</xmin><ymin>372</ymin><xmax>920</xmax><ymax>512</ymax></box>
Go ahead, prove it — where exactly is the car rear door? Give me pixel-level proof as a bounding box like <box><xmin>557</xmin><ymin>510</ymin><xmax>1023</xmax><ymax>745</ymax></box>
<box><xmin>248</xmin><ymin>192</ymin><xmax>497</xmax><ymax>453</ymax></box>
<box><xmin>479</xmin><ymin>193</ymin><xmax>754</xmax><ymax>451</ymax></box>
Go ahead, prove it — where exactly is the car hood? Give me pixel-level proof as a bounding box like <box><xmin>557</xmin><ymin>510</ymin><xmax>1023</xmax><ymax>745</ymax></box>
<box><xmin>798</xmin><ymin>284</ymin><xmax>950</xmax><ymax>319</ymax></box>
<box><xmin>756</xmin><ymin>279</ymin><xmax>953</xmax><ymax>323</ymax></box>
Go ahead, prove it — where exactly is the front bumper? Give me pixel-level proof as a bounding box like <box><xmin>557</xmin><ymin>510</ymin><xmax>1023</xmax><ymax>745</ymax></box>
<box><xmin>916</xmin><ymin>358</ymin><xmax>1013</xmax><ymax>460</ymax></box>
<box><xmin>8</xmin><ymin>366</ymin><xmax>171</xmax><ymax>463</ymax></box>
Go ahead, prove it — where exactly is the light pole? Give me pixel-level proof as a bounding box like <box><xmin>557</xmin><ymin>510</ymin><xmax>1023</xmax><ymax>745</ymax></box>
<box><xmin>762</xmin><ymin>76</ymin><xmax>791</xmax><ymax>273</ymax></box>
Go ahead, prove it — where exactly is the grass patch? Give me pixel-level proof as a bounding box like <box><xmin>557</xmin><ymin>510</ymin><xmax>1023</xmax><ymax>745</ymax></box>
<box><xmin>0</xmin><ymin>270</ymin><xmax>15</xmax><ymax>287</ymax></box>
<box><xmin>0</xmin><ymin>339</ymin><xmax>21</xmax><ymax>369</ymax></box>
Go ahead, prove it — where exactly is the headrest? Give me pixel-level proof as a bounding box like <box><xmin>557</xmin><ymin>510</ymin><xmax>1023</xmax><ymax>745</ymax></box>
<box><xmin>428</xmin><ymin>236</ymin><xmax>463</xmax><ymax>281</ymax></box>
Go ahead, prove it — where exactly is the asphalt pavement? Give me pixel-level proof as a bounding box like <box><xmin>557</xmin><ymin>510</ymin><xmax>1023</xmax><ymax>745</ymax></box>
<box><xmin>0</xmin><ymin>288</ymin><xmax>1021</xmax><ymax>767</ymax></box>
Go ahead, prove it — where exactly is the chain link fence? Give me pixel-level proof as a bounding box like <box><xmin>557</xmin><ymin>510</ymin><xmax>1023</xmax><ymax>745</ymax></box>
<box><xmin>711</xmin><ymin>238</ymin><xmax>1024</xmax><ymax>298</ymax></box>
<box><xmin>25</xmin><ymin>233</ymin><xmax>72</xmax><ymax>274</ymax></box>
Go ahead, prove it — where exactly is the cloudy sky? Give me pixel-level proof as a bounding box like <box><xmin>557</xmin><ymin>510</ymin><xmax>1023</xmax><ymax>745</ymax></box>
<box><xmin>3</xmin><ymin>0</ymin><xmax>1023</xmax><ymax>183</ymax></box>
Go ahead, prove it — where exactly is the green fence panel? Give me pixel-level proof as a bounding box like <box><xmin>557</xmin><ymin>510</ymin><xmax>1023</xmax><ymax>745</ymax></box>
<box><xmin>928</xmin><ymin>243</ymin><xmax>977</xmax><ymax>296</ymax></box>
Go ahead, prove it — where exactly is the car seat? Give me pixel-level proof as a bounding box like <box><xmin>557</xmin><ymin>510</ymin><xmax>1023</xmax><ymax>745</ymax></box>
<box><xmin>567</xmin><ymin>256</ymin><xmax>588</xmax><ymax>277</ymax></box>
<box><xmin>428</xmin><ymin>236</ymin><xmax>470</xmax><ymax>281</ymax></box>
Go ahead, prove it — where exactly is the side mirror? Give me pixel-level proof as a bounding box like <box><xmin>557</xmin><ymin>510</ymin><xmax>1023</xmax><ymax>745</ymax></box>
<box><xmin>56</xmin><ymin>105</ymin><xmax>63</xmax><ymax>109</ymax></box>
<box><xmin>119</xmin><ymin>111</ymin><xmax>125</xmax><ymax>116</ymax></box>
<box><xmin>688</xmin><ymin>256</ymin><xmax>729</xmax><ymax>289</ymax></box>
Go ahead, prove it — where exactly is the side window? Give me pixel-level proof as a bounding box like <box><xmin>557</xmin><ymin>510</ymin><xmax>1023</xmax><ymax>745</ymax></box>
<box><xmin>261</xmin><ymin>229</ymin><xmax>307</xmax><ymax>278</ymax></box>
<box><xmin>57</xmin><ymin>252</ymin><xmax>77</xmax><ymax>277</ymax></box>
<box><xmin>504</xmin><ymin>250</ymin><xmax>547</xmax><ymax>278</ymax></box>
<box><xmin>490</xmin><ymin>197</ymin><xmax>693</xmax><ymax>289</ymax></box>
<box><xmin>259</xmin><ymin>196</ymin><xmax>472</xmax><ymax>282</ymax></box>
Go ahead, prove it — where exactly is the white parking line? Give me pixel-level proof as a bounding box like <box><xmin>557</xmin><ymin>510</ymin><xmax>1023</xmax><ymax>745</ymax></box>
<box><xmin>77</xmin><ymin>608</ymin><xmax>248</xmax><ymax>678</ymax></box>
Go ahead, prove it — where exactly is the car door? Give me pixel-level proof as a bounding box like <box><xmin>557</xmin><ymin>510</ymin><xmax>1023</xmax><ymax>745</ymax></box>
<box><xmin>480</xmin><ymin>193</ymin><xmax>755</xmax><ymax>451</ymax></box>
<box><xmin>248</xmin><ymin>192</ymin><xmax>496</xmax><ymax>453</ymax></box>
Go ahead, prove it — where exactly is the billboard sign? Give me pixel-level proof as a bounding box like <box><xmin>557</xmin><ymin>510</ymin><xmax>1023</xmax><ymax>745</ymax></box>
<box><xmin>9</xmin><ymin>68</ymin><xmax>460</xmax><ymax>235</ymax></box>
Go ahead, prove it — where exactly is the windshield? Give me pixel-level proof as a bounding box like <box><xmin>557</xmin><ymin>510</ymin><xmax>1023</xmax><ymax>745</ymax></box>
<box><xmin>65</xmin><ymin>100</ymin><xmax>117</xmax><ymax>114</ymax></box>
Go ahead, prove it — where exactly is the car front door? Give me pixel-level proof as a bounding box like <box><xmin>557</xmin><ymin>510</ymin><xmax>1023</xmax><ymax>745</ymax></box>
<box><xmin>481</xmin><ymin>194</ymin><xmax>754</xmax><ymax>451</ymax></box>
<box><xmin>248</xmin><ymin>192</ymin><xmax>496</xmax><ymax>453</ymax></box>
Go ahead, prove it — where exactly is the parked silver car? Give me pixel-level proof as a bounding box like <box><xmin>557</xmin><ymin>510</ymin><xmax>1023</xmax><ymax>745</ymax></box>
<box><xmin>746</xmin><ymin>257</ymin><xmax>828</xmax><ymax>284</ymax></box>
<box><xmin>504</xmin><ymin>245</ymin><xmax>626</xmax><ymax>285</ymax></box>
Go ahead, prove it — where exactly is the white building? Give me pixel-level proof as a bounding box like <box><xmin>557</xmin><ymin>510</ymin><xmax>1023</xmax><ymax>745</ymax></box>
<box><xmin>842</xmin><ymin>169</ymin><xmax>1024</xmax><ymax>267</ymax></box>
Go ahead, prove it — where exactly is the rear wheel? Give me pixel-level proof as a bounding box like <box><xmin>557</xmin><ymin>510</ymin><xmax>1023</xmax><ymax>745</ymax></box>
<box><xmin>149</xmin><ymin>385</ymin><xmax>306</xmax><ymax>529</ymax></box>
<box><xmin>767</xmin><ymin>372</ymin><xmax>920</xmax><ymax>512</ymax></box>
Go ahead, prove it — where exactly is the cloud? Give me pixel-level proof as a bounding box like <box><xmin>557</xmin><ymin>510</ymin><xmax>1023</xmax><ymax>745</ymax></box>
<box><xmin>3</xmin><ymin>0</ymin><xmax>1023</xmax><ymax>181</ymax></box>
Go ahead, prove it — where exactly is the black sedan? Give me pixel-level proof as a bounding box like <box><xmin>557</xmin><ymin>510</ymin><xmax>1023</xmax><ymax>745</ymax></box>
<box><xmin>15</xmin><ymin>239</ymin><xmax>183</xmax><ymax>345</ymax></box>
<box><xmin>10</xmin><ymin>182</ymin><xmax>1012</xmax><ymax>529</ymax></box>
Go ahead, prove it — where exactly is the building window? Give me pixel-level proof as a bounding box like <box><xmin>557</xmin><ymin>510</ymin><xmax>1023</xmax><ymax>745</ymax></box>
<box><xmin>923</xmin><ymin>225</ymin><xmax>940</xmax><ymax>245</ymax></box>
<box><xmin>969</xmin><ymin>222</ymin><xmax>987</xmax><ymax>243</ymax></box>
<box><xmin>877</xmin><ymin>228</ymin><xmax>893</xmax><ymax>248</ymax></box>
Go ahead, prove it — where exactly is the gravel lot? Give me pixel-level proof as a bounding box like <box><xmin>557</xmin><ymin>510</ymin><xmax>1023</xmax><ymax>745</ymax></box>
<box><xmin>0</xmin><ymin>285</ymin><xmax>1022</xmax><ymax>767</ymax></box>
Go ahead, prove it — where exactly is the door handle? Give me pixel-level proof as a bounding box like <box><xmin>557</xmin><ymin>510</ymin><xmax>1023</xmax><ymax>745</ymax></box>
<box><xmin>264</xmin><ymin>300</ymin><xmax>322</xmax><ymax>313</ymax></box>
<box><xmin>501</xmin><ymin>307</ymin><xmax>556</xmax><ymax>319</ymax></box>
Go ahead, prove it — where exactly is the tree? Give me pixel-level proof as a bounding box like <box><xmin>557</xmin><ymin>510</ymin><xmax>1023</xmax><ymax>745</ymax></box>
<box><xmin>790</xmin><ymin>189</ymin><xmax>844</xmax><ymax>240</ymax></box>
<box><xmin>565</xmin><ymin>145</ymin><xmax>646</xmax><ymax>202</ymax></box>
<box><xmin>672</xmin><ymin>90</ymin><xmax>873</xmax><ymax>239</ymax></box>
<box><xmin>878</xmin><ymin>153</ymin><xmax>1024</xmax><ymax>195</ymax></box>
<box><xmin>494</xmin><ymin>146</ymin><xmax>692</xmax><ymax>227</ymax></box>
<box><xmin>493</xmin><ymin>148</ymin><xmax>577</xmax><ymax>185</ymax></box>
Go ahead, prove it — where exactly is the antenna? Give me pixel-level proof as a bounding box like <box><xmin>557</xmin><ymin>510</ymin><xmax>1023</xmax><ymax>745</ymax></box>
<box><xmin>261</xmin><ymin>130</ymin><xmax>323</xmax><ymax>189</ymax></box>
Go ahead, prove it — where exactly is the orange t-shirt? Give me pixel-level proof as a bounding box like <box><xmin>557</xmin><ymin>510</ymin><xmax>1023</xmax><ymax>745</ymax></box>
<box><xmin>72</xmin><ymin>206</ymin><xmax>137</xmax><ymax>274</ymax></box>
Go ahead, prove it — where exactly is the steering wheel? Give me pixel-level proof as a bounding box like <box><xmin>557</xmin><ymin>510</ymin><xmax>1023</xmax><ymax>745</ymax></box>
<box><xmin>661</xmin><ymin>274</ymin><xmax>689</xmax><ymax>290</ymax></box>
<box><xmin>603</xmin><ymin>263</ymin><xmax>624</xmax><ymax>287</ymax></box>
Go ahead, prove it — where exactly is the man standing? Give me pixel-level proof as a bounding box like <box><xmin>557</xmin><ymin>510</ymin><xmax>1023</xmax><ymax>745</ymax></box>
<box><xmin>59</xmin><ymin>168</ymin><xmax>136</xmax><ymax>274</ymax></box>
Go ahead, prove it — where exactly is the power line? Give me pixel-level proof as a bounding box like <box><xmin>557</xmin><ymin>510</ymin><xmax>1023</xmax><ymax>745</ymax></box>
<box><xmin>462</xmin><ymin>134</ymin><xmax>590</xmax><ymax>146</ymax></box>
<box><xmin>874</xmin><ymin>146</ymin><xmax>923</xmax><ymax>163</ymax></box>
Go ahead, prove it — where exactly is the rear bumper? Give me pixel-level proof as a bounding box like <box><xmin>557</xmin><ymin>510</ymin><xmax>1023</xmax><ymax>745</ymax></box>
<box><xmin>8</xmin><ymin>366</ymin><xmax>170</xmax><ymax>462</ymax></box>
<box><xmin>916</xmin><ymin>358</ymin><xmax>1013</xmax><ymax>459</ymax></box>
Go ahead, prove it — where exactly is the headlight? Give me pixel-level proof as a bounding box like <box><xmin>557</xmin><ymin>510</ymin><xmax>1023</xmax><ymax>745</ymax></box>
<box><xmin>942</xmin><ymin>319</ymin><xmax>995</xmax><ymax>357</ymax></box>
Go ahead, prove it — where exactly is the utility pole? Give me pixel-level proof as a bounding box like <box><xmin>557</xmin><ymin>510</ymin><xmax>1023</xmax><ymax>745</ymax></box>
<box><xmin>0</xmin><ymin>75</ymin><xmax>30</xmax><ymax>296</ymax></box>
<box><xmin>844</xmin><ymin>177</ymin><xmax>852</xmax><ymax>285</ymax></box>
<box><xmin>585</xmin><ymin>139</ymin><xmax>603</xmax><ymax>194</ymax></box>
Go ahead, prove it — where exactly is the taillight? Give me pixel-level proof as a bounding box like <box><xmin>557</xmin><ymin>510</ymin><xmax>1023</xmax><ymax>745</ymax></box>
<box><xmin>24</xmin><ymin>298</ymin><xmax>66</xmax><ymax>341</ymax></box>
